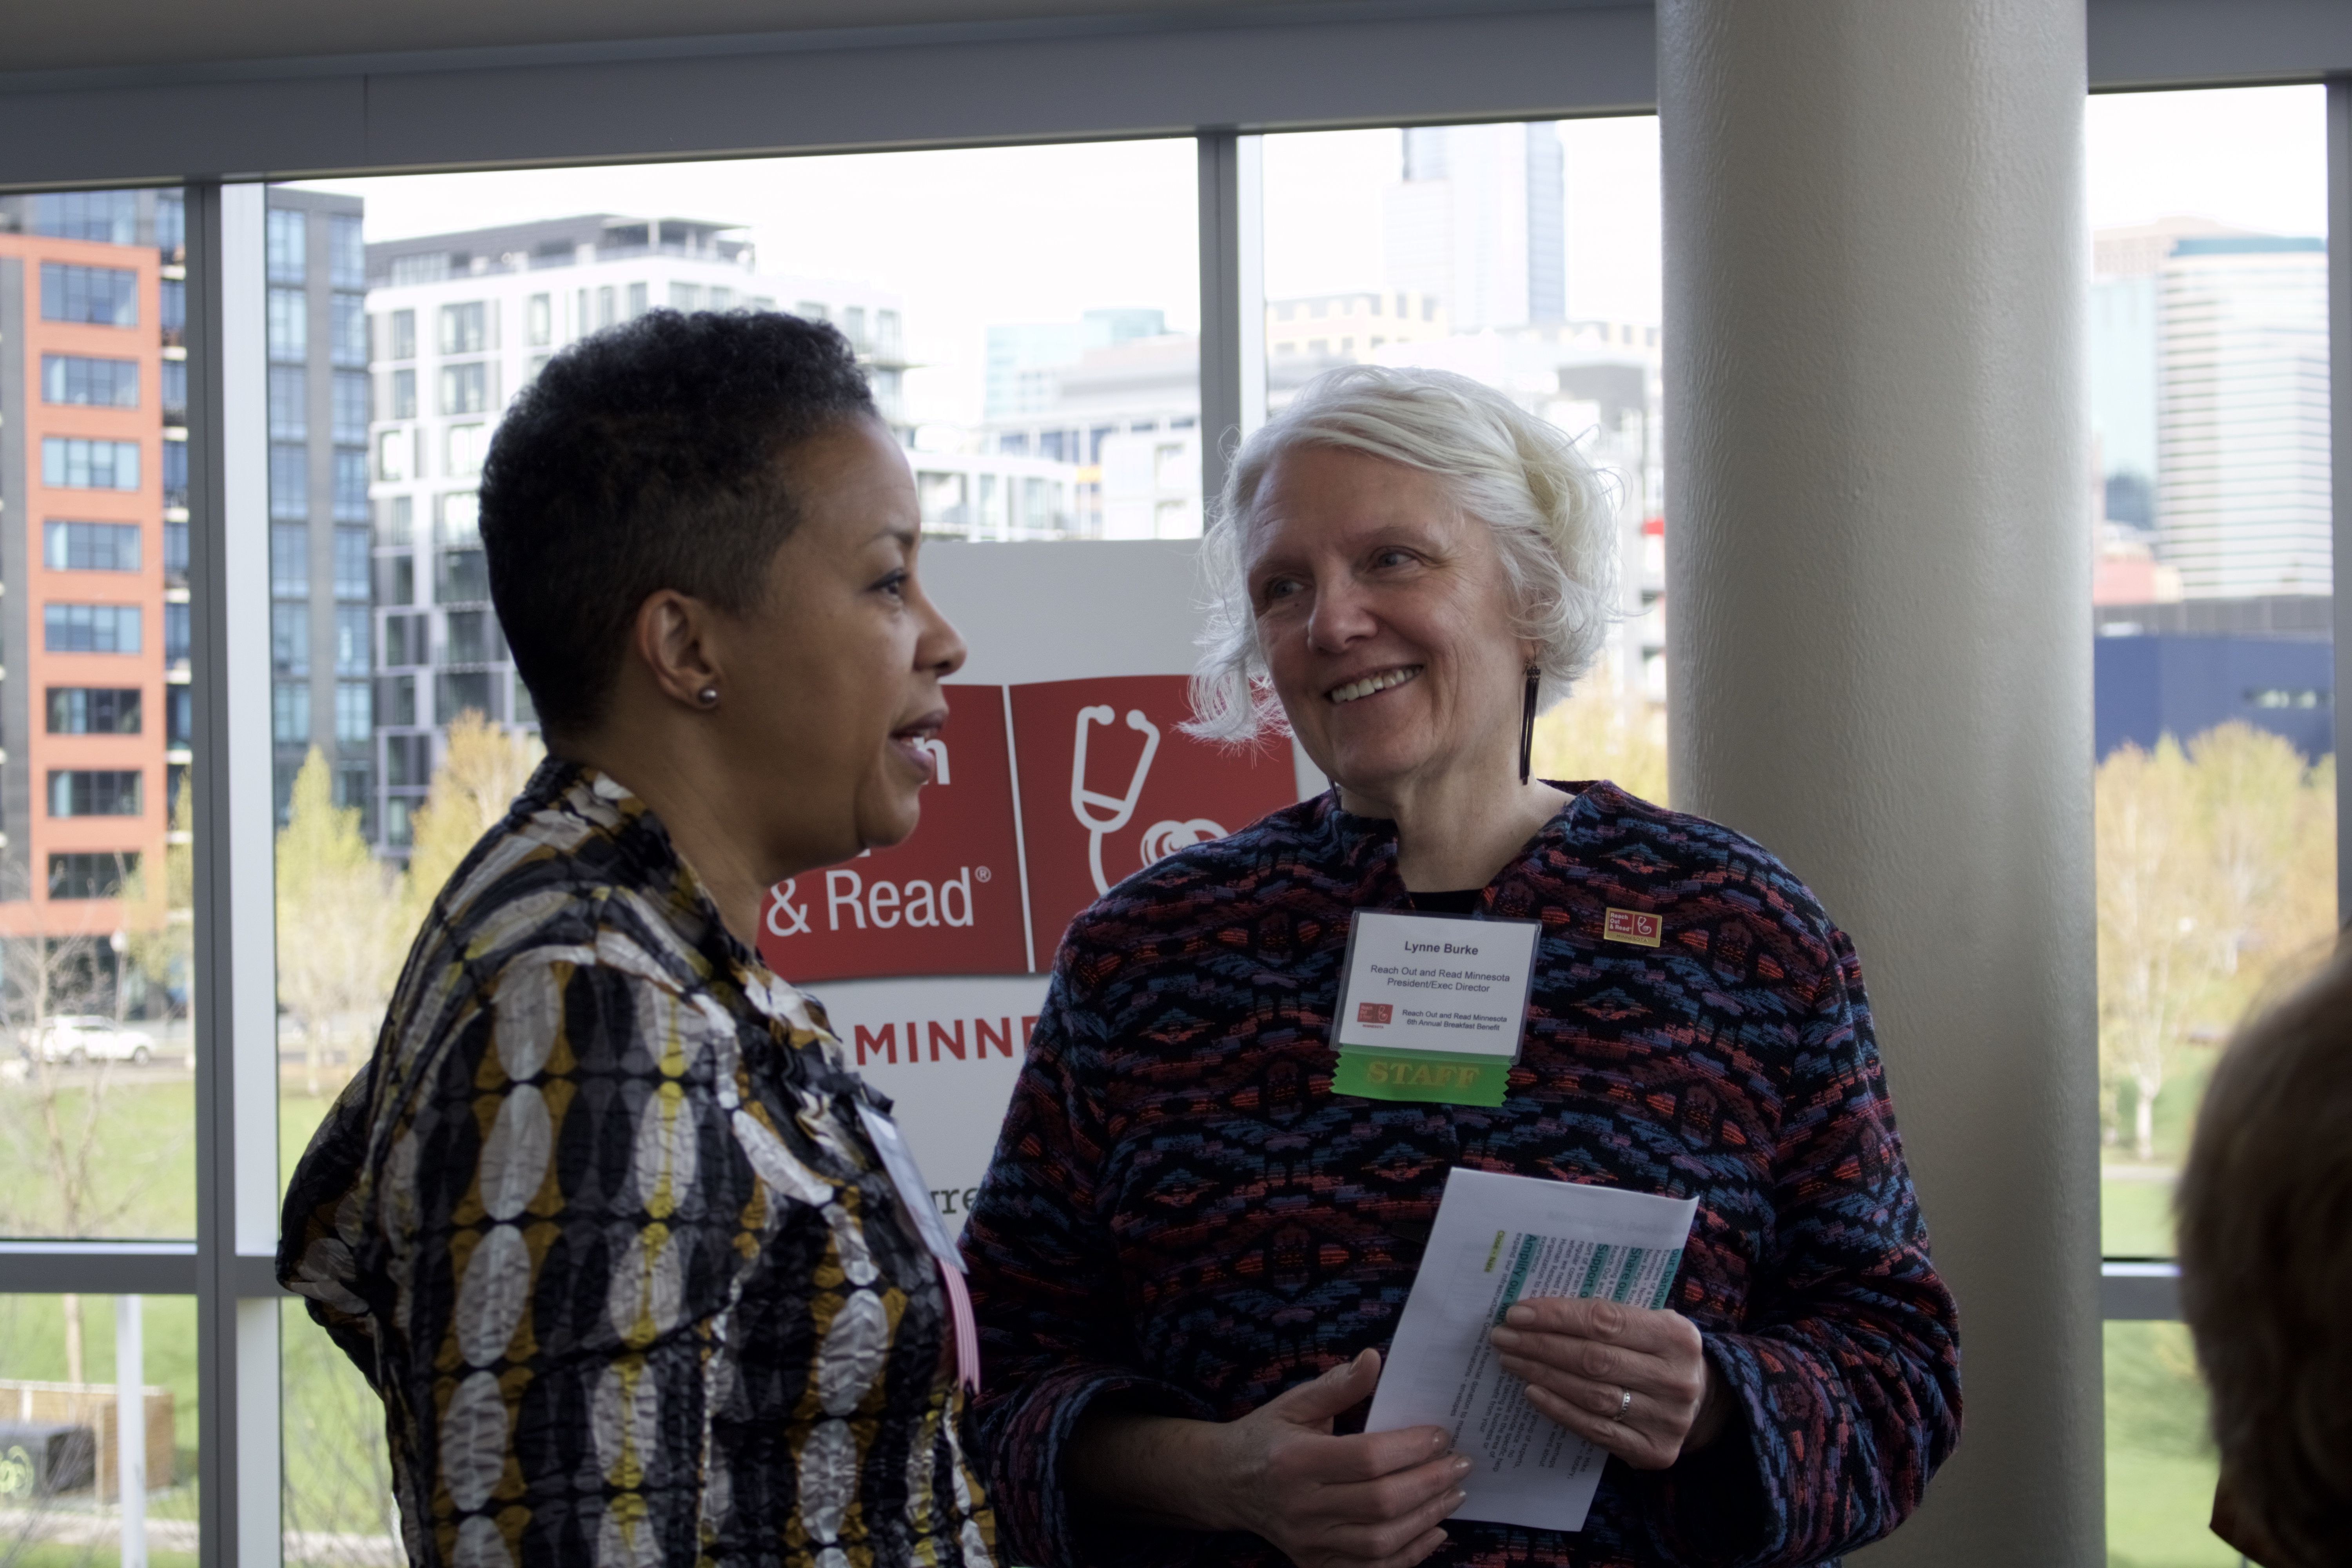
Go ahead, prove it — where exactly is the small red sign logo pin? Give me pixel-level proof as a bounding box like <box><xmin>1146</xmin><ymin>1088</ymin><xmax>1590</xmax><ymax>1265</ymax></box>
<box><xmin>1604</xmin><ymin>908</ymin><xmax>1663</xmax><ymax>947</ymax></box>
<box><xmin>1356</xmin><ymin>1002</ymin><xmax>1394</xmax><ymax>1025</ymax></box>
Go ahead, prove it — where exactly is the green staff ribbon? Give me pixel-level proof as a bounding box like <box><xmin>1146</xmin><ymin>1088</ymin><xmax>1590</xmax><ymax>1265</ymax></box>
<box><xmin>1333</xmin><ymin>1045</ymin><xmax>1512</xmax><ymax>1106</ymax></box>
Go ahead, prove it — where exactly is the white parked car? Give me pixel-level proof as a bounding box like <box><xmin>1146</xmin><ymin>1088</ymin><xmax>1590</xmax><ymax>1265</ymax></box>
<box><xmin>25</xmin><ymin>1015</ymin><xmax>156</xmax><ymax>1065</ymax></box>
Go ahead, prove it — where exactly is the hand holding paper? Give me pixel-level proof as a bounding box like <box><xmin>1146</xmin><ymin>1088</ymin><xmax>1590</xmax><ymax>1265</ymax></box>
<box><xmin>1364</xmin><ymin>1168</ymin><xmax>1701</xmax><ymax>1534</ymax></box>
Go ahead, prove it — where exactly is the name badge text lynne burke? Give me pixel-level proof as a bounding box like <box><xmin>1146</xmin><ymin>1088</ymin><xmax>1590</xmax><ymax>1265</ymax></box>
<box><xmin>1604</xmin><ymin>909</ymin><xmax>1662</xmax><ymax>947</ymax></box>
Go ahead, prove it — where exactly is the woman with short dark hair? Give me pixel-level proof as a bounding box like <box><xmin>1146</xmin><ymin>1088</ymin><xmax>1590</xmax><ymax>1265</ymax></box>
<box><xmin>2178</xmin><ymin>944</ymin><xmax>2352</xmax><ymax>1568</ymax></box>
<box><xmin>963</xmin><ymin>365</ymin><xmax>1960</xmax><ymax>1568</ymax></box>
<box><xmin>280</xmin><ymin>312</ymin><xmax>995</xmax><ymax>1568</ymax></box>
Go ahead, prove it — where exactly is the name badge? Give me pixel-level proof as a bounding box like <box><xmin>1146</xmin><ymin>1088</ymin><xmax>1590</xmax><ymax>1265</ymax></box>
<box><xmin>855</xmin><ymin>1100</ymin><xmax>980</xmax><ymax>1392</ymax></box>
<box><xmin>1330</xmin><ymin>909</ymin><xmax>1542</xmax><ymax>1107</ymax></box>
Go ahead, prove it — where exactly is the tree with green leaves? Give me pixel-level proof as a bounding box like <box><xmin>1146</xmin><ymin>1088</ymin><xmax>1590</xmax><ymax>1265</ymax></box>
<box><xmin>276</xmin><ymin>749</ymin><xmax>401</xmax><ymax>1097</ymax></box>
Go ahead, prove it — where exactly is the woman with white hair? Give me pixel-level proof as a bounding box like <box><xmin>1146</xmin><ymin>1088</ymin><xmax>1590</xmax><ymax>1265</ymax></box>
<box><xmin>961</xmin><ymin>365</ymin><xmax>1960</xmax><ymax>1568</ymax></box>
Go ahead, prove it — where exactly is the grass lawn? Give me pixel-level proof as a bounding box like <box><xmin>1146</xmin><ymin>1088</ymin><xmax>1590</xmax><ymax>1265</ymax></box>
<box><xmin>0</xmin><ymin>1073</ymin><xmax>196</xmax><ymax>1239</ymax></box>
<box><xmin>2104</xmin><ymin>1322</ymin><xmax>2239</xmax><ymax>1568</ymax></box>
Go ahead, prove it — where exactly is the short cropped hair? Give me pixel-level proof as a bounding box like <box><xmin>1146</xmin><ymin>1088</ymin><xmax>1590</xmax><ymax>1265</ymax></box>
<box><xmin>1188</xmin><ymin>364</ymin><xmax>1619</xmax><ymax>742</ymax></box>
<box><xmin>478</xmin><ymin>309</ymin><xmax>877</xmax><ymax>737</ymax></box>
<box><xmin>2178</xmin><ymin>942</ymin><xmax>2352</xmax><ymax>1567</ymax></box>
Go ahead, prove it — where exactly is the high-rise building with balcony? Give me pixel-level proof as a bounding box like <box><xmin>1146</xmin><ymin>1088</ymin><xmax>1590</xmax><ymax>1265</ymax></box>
<box><xmin>361</xmin><ymin>214</ymin><xmax>909</xmax><ymax>852</ymax></box>
<box><xmin>260</xmin><ymin>187</ymin><xmax>374</xmax><ymax>828</ymax></box>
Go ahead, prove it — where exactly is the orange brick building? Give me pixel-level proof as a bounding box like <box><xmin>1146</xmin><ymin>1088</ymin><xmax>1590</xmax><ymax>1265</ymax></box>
<box><xmin>0</xmin><ymin>227</ymin><xmax>174</xmax><ymax>970</ymax></box>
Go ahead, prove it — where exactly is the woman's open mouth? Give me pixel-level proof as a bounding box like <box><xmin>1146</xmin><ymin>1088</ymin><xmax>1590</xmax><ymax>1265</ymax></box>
<box><xmin>889</xmin><ymin>712</ymin><xmax>947</xmax><ymax>779</ymax></box>
<box><xmin>1327</xmin><ymin>665</ymin><xmax>1424</xmax><ymax>705</ymax></box>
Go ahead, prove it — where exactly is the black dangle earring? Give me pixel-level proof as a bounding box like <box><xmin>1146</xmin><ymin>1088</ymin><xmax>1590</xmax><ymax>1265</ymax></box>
<box><xmin>1518</xmin><ymin>665</ymin><xmax>1540</xmax><ymax>786</ymax></box>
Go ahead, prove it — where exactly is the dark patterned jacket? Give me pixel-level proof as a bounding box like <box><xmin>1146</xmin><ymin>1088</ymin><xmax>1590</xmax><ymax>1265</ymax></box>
<box><xmin>961</xmin><ymin>782</ymin><xmax>1960</xmax><ymax>1568</ymax></box>
<box><xmin>281</xmin><ymin>759</ymin><xmax>997</xmax><ymax>1568</ymax></box>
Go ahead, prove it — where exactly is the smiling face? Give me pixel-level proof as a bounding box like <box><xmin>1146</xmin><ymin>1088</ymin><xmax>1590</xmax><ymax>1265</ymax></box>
<box><xmin>713</xmin><ymin>415</ymin><xmax>966</xmax><ymax>874</ymax></box>
<box><xmin>1245</xmin><ymin>443</ymin><xmax>1534</xmax><ymax>812</ymax></box>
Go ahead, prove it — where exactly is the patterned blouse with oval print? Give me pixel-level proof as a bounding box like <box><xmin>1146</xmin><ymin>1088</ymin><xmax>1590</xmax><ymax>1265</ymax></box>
<box><xmin>280</xmin><ymin>759</ymin><xmax>997</xmax><ymax>1568</ymax></box>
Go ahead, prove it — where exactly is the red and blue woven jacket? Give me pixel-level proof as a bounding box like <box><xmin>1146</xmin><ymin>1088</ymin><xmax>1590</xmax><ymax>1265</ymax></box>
<box><xmin>960</xmin><ymin>781</ymin><xmax>1961</xmax><ymax>1568</ymax></box>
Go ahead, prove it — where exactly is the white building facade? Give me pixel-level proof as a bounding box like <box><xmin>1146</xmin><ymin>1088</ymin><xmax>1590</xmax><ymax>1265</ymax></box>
<box><xmin>363</xmin><ymin>213</ymin><xmax>911</xmax><ymax>849</ymax></box>
<box><xmin>2155</xmin><ymin>234</ymin><xmax>2331</xmax><ymax>599</ymax></box>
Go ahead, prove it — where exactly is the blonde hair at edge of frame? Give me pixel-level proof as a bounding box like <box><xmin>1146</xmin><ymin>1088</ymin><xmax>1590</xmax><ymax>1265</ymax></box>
<box><xmin>1186</xmin><ymin>364</ymin><xmax>1621</xmax><ymax>746</ymax></box>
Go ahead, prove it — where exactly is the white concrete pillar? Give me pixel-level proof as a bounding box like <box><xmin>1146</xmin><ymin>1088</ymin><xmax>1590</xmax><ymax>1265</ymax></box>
<box><xmin>1658</xmin><ymin>4</ymin><xmax>2098</xmax><ymax>1563</ymax></box>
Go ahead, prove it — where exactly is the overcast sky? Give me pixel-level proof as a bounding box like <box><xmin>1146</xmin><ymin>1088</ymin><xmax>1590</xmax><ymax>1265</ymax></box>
<box><xmin>291</xmin><ymin>84</ymin><xmax>2325</xmax><ymax>428</ymax></box>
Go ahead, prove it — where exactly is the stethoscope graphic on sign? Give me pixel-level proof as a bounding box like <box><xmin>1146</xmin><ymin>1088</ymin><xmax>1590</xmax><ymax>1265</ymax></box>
<box><xmin>1071</xmin><ymin>705</ymin><xmax>1229</xmax><ymax>896</ymax></box>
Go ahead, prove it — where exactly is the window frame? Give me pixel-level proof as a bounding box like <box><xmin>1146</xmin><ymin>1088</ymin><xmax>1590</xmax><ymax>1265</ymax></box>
<box><xmin>0</xmin><ymin>20</ymin><xmax>2336</xmax><ymax>1560</ymax></box>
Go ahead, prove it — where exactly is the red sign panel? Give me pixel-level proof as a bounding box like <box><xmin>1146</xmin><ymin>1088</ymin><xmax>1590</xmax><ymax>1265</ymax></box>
<box><xmin>758</xmin><ymin>684</ymin><xmax>1027</xmax><ymax>981</ymax></box>
<box><xmin>759</xmin><ymin>676</ymin><xmax>1299</xmax><ymax>983</ymax></box>
<box><xmin>1008</xmin><ymin>675</ymin><xmax>1298</xmax><ymax>958</ymax></box>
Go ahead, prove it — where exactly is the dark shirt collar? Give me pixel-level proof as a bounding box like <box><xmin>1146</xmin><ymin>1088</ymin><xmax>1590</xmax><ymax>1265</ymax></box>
<box><xmin>1313</xmin><ymin>780</ymin><xmax>1602</xmax><ymax>909</ymax></box>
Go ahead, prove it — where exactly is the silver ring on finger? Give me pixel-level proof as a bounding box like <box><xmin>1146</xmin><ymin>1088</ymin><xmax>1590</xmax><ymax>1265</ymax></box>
<box><xmin>1612</xmin><ymin>1386</ymin><xmax>1633</xmax><ymax>1423</ymax></box>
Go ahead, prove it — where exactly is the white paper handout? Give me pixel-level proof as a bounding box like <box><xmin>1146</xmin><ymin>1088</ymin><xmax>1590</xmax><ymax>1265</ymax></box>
<box><xmin>1364</xmin><ymin>1167</ymin><xmax>1700</xmax><ymax>1534</ymax></box>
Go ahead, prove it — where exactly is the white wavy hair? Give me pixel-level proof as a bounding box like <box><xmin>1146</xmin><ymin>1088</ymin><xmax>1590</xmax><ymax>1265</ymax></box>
<box><xmin>1187</xmin><ymin>363</ymin><xmax>1621</xmax><ymax>743</ymax></box>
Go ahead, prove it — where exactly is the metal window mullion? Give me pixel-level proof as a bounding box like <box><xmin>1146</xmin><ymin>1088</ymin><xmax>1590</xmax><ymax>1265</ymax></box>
<box><xmin>1196</xmin><ymin>131</ymin><xmax>1265</xmax><ymax>515</ymax></box>
<box><xmin>2330</xmin><ymin>79</ymin><xmax>2352</xmax><ymax>926</ymax></box>
<box><xmin>188</xmin><ymin>178</ymin><xmax>283</xmax><ymax>1568</ymax></box>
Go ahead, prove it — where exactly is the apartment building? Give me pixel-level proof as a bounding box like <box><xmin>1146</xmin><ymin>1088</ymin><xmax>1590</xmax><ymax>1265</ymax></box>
<box><xmin>363</xmin><ymin>213</ymin><xmax>910</xmax><ymax>851</ymax></box>
<box><xmin>261</xmin><ymin>187</ymin><xmax>374</xmax><ymax>829</ymax></box>
<box><xmin>0</xmin><ymin>195</ymin><xmax>178</xmax><ymax>986</ymax></box>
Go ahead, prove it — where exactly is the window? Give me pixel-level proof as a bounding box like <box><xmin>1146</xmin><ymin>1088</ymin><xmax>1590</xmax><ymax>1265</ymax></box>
<box><xmin>390</xmin><ymin>367</ymin><xmax>417</xmax><ymax>420</ymax></box>
<box><xmin>330</xmin><ymin>212</ymin><xmax>365</xmax><ymax>288</ymax></box>
<box><xmin>445</xmin><ymin>423</ymin><xmax>488</xmax><ymax>477</ymax></box>
<box><xmin>32</xmin><ymin>189</ymin><xmax>138</xmax><ymax>242</ymax></box>
<box><xmin>597</xmin><ymin>285</ymin><xmax>616</xmax><ymax>326</ymax></box>
<box><xmin>670</xmin><ymin>282</ymin><xmax>703</xmax><ymax>312</ymax></box>
<box><xmin>384</xmin><ymin>673</ymin><xmax>417</xmax><ymax>730</ymax></box>
<box><xmin>528</xmin><ymin>292</ymin><xmax>553</xmax><ymax>345</ymax></box>
<box><xmin>40</xmin><ymin>262</ymin><xmax>137</xmax><ymax>326</ymax></box>
<box><xmin>710</xmin><ymin>286</ymin><xmax>735</xmax><ymax>311</ymax></box>
<box><xmin>271</xmin><ymin>521</ymin><xmax>310</xmax><ymax>596</ymax></box>
<box><xmin>163</xmin><ymin>435</ymin><xmax>188</xmax><ymax>508</ymax></box>
<box><xmin>877</xmin><ymin>308</ymin><xmax>902</xmax><ymax>356</ymax></box>
<box><xmin>332</xmin><ymin>370</ymin><xmax>370</xmax><ymax>443</ymax></box>
<box><xmin>165</xmin><ymin>517</ymin><xmax>189</xmax><ymax>579</ymax></box>
<box><xmin>385</xmin><ymin>796</ymin><xmax>416</xmax><ymax>846</ymax></box>
<box><xmin>47</xmin><ymin>687</ymin><xmax>142</xmax><ymax>734</ymax></box>
<box><xmin>334</xmin><ymin>525</ymin><xmax>370</xmax><ymax>601</ymax></box>
<box><xmin>272</xmin><ymin>602</ymin><xmax>310</xmax><ymax>677</ymax></box>
<box><xmin>44</xmin><ymin>520</ymin><xmax>141</xmax><ymax>572</ymax></box>
<box><xmin>389</xmin><ymin>307</ymin><xmax>416</xmax><ymax>360</ymax></box>
<box><xmin>334</xmin><ymin>448</ymin><xmax>369</xmax><ymax>521</ymax></box>
<box><xmin>43</xmin><ymin>603</ymin><xmax>139</xmax><ymax>653</ymax></box>
<box><xmin>43</xmin><ymin>437</ymin><xmax>140</xmax><ymax>491</ymax></box>
<box><xmin>331</xmin><ymin>293</ymin><xmax>367</xmax><ymax>367</ymax></box>
<box><xmin>272</xmin><ymin>682</ymin><xmax>312</xmax><ymax>744</ymax></box>
<box><xmin>49</xmin><ymin>769</ymin><xmax>142</xmax><ymax>817</ymax></box>
<box><xmin>161</xmin><ymin>276</ymin><xmax>185</xmax><ymax>338</ymax></box>
<box><xmin>626</xmin><ymin>281</ymin><xmax>648</xmax><ymax>318</ymax></box>
<box><xmin>439</xmin><ymin>301</ymin><xmax>488</xmax><ymax>354</ymax></box>
<box><xmin>439</xmin><ymin>548</ymin><xmax>489</xmax><ymax>604</ymax></box>
<box><xmin>376</xmin><ymin>429</ymin><xmax>408</xmax><ymax>481</ymax></box>
<box><xmin>379</xmin><ymin>494</ymin><xmax>414</xmax><ymax>547</ymax></box>
<box><xmin>48</xmin><ymin>851</ymin><xmax>136</xmax><ymax>899</ymax></box>
<box><xmin>267</xmin><ymin>207</ymin><xmax>307</xmax><ymax>282</ymax></box>
<box><xmin>268</xmin><ymin>287</ymin><xmax>307</xmax><ymax>361</ymax></box>
<box><xmin>440</xmin><ymin>361</ymin><xmax>490</xmax><ymax>415</ymax></box>
<box><xmin>167</xmin><ymin>686</ymin><xmax>192</xmax><ymax>746</ymax></box>
<box><xmin>162</xmin><ymin>356</ymin><xmax>187</xmax><ymax>419</ymax></box>
<box><xmin>270</xmin><ymin>444</ymin><xmax>309</xmax><ymax>518</ymax></box>
<box><xmin>444</xmin><ymin>609</ymin><xmax>489</xmax><ymax>664</ymax></box>
<box><xmin>335</xmin><ymin>681</ymin><xmax>372</xmax><ymax>746</ymax></box>
<box><xmin>334</xmin><ymin>763</ymin><xmax>372</xmax><ymax>815</ymax></box>
<box><xmin>269</xmin><ymin>365</ymin><xmax>309</xmax><ymax>440</ymax></box>
<box><xmin>796</xmin><ymin>299</ymin><xmax>828</xmax><ymax>322</ymax></box>
<box><xmin>385</xmin><ymin>554</ymin><xmax>416</xmax><ymax>606</ymax></box>
<box><xmin>335</xmin><ymin>605</ymin><xmax>370</xmax><ymax>674</ymax></box>
<box><xmin>41</xmin><ymin>353</ymin><xmax>138</xmax><ymax>407</ymax></box>
<box><xmin>439</xmin><ymin>491</ymin><xmax>481</xmax><ymax>548</ymax></box>
<box><xmin>165</xmin><ymin>601</ymin><xmax>189</xmax><ymax>663</ymax></box>
<box><xmin>437</xmin><ymin>670</ymin><xmax>494</xmax><ymax>720</ymax></box>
